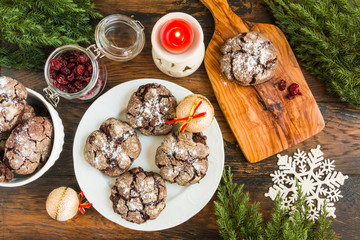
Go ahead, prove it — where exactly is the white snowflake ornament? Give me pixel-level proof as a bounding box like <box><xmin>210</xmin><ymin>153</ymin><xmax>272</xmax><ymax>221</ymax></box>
<box><xmin>265</xmin><ymin>145</ymin><xmax>348</xmax><ymax>220</ymax></box>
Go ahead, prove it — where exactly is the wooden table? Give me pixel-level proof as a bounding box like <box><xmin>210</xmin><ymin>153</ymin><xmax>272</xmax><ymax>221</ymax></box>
<box><xmin>1</xmin><ymin>0</ymin><xmax>359</xmax><ymax>239</ymax></box>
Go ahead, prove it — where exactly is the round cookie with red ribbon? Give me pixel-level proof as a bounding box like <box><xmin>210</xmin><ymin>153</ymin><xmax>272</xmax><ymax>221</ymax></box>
<box><xmin>168</xmin><ymin>94</ymin><xmax>214</xmax><ymax>133</ymax></box>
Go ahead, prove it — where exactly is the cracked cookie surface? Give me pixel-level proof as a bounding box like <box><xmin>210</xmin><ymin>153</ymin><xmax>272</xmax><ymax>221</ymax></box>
<box><xmin>4</xmin><ymin>116</ymin><xmax>53</xmax><ymax>175</ymax></box>
<box><xmin>84</xmin><ymin>118</ymin><xmax>141</xmax><ymax>177</ymax></box>
<box><xmin>110</xmin><ymin>166</ymin><xmax>167</xmax><ymax>224</ymax></box>
<box><xmin>0</xmin><ymin>103</ymin><xmax>36</xmax><ymax>153</ymax></box>
<box><xmin>0</xmin><ymin>76</ymin><xmax>27</xmax><ymax>133</ymax></box>
<box><xmin>219</xmin><ymin>31</ymin><xmax>278</xmax><ymax>85</ymax></box>
<box><xmin>0</xmin><ymin>162</ymin><xmax>13</xmax><ymax>183</ymax></box>
<box><xmin>126</xmin><ymin>83</ymin><xmax>177</xmax><ymax>136</ymax></box>
<box><xmin>155</xmin><ymin>131</ymin><xmax>209</xmax><ymax>186</ymax></box>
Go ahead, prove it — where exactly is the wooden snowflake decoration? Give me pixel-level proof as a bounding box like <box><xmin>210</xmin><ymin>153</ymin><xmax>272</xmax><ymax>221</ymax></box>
<box><xmin>265</xmin><ymin>145</ymin><xmax>348</xmax><ymax>221</ymax></box>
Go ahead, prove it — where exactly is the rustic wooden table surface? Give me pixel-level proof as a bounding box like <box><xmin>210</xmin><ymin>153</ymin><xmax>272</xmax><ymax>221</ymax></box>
<box><xmin>1</xmin><ymin>0</ymin><xmax>359</xmax><ymax>239</ymax></box>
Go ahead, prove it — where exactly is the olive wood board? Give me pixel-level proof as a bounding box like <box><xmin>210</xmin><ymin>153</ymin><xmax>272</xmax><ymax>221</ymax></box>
<box><xmin>200</xmin><ymin>0</ymin><xmax>325</xmax><ymax>163</ymax></box>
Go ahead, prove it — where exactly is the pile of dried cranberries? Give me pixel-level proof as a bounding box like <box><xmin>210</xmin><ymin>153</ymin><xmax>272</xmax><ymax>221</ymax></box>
<box><xmin>49</xmin><ymin>50</ymin><xmax>93</xmax><ymax>93</ymax></box>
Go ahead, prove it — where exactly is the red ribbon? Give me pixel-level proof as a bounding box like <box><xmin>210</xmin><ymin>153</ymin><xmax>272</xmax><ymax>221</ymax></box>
<box><xmin>72</xmin><ymin>191</ymin><xmax>93</xmax><ymax>220</ymax></box>
<box><xmin>166</xmin><ymin>100</ymin><xmax>206</xmax><ymax>132</ymax></box>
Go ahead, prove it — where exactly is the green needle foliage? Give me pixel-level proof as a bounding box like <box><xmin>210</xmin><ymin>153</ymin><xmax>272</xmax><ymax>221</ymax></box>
<box><xmin>0</xmin><ymin>0</ymin><xmax>102</xmax><ymax>70</ymax></box>
<box><xmin>264</xmin><ymin>0</ymin><xmax>360</xmax><ymax>109</ymax></box>
<box><xmin>214</xmin><ymin>167</ymin><xmax>335</xmax><ymax>240</ymax></box>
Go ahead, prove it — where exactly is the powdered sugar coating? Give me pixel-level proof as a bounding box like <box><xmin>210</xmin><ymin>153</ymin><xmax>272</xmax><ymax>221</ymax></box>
<box><xmin>84</xmin><ymin>118</ymin><xmax>141</xmax><ymax>177</ymax></box>
<box><xmin>126</xmin><ymin>83</ymin><xmax>177</xmax><ymax>136</ymax></box>
<box><xmin>0</xmin><ymin>76</ymin><xmax>27</xmax><ymax>133</ymax></box>
<box><xmin>155</xmin><ymin>131</ymin><xmax>209</xmax><ymax>186</ymax></box>
<box><xmin>0</xmin><ymin>103</ymin><xmax>36</xmax><ymax>153</ymax></box>
<box><xmin>110</xmin><ymin>167</ymin><xmax>167</xmax><ymax>224</ymax></box>
<box><xmin>4</xmin><ymin>117</ymin><xmax>53</xmax><ymax>175</ymax></box>
<box><xmin>219</xmin><ymin>31</ymin><xmax>278</xmax><ymax>85</ymax></box>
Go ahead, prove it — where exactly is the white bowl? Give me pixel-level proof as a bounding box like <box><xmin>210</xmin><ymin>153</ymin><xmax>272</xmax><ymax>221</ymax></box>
<box><xmin>0</xmin><ymin>88</ymin><xmax>65</xmax><ymax>187</ymax></box>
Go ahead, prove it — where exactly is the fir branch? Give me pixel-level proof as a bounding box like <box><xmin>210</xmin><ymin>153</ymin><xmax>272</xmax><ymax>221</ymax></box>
<box><xmin>214</xmin><ymin>167</ymin><xmax>335</xmax><ymax>240</ymax></box>
<box><xmin>264</xmin><ymin>0</ymin><xmax>360</xmax><ymax>108</ymax></box>
<box><xmin>215</xmin><ymin>167</ymin><xmax>263</xmax><ymax>239</ymax></box>
<box><xmin>0</xmin><ymin>0</ymin><xmax>102</xmax><ymax>70</ymax></box>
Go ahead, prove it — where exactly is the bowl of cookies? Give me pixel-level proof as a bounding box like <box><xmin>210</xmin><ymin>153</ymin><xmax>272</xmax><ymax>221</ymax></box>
<box><xmin>0</xmin><ymin>76</ymin><xmax>64</xmax><ymax>187</ymax></box>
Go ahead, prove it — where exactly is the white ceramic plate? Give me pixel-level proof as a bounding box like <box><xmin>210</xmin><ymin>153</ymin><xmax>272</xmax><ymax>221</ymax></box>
<box><xmin>73</xmin><ymin>79</ymin><xmax>224</xmax><ymax>231</ymax></box>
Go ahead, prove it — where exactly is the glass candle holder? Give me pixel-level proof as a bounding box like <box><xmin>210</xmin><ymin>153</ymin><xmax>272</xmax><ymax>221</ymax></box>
<box><xmin>44</xmin><ymin>14</ymin><xmax>145</xmax><ymax>107</ymax></box>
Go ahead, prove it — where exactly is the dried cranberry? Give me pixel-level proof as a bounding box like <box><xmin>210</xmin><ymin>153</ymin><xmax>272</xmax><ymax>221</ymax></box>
<box><xmin>288</xmin><ymin>83</ymin><xmax>300</xmax><ymax>96</ymax></box>
<box><xmin>84</xmin><ymin>77</ymin><xmax>91</xmax><ymax>83</ymax></box>
<box><xmin>75</xmin><ymin>75</ymin><xmax>84</xmax><ymax>82</ymax></box>
<box><xmin>57</xmin><ymin>57</ymin><xmax>67</xmax><ymax>67</ymax></box>
<box><xmin>67</xmin><ymin>72</ymin><xmax>75</xmax><ymax>82</ymax></box>
<box><xmin>52</xmin><ymin>80</ymin><xmax>60</xmax><ymax>88</ymax></box>
<box><xmin>66</xmin><ymin>84</ymin><xmax>76</xmax><ymax>92</ymax></box>
<box><xmin>76</xmin><ymin>65</ymin><xmax>85</xmax><ymax>75</ymax></box>
<box><xmin>50</xmin><ymin>69</ymin><xmax>56</xmax><ymax>79</ymax></box>
<box><xmin>67</xmin><ymin>63</ymin><xmax>76</xmax><ymax>69</ymax></box>
<box><xmin>84</xmin><ymin>71</ymin><xmax>91</xmax><ymax>77</ymax></box>
<box><xmin>278</xmin><ymin>80</ymin><xmax>287</xmax><ymax>91</ymax></box>
<box><xmin>50</xmin><ymin>58</ymin><xmax>62</xmax><ymax>71</ymax></box>
<box><xmin>60</xmin><ymin>67</ymin><xmax>71</xmax><ymax>76</ymax></box>
<box><xmin>57</xmin><ymin>84</ymin><xmax>69</xmax><ymax>93</ymax></box>
<box><xmin>69</xmin><ymin>58</ymin><xmax>78</xmax><ymax>63</ymax></box>
<box><xmin>55</xmin><ymin>74</ymin><xmax>68</xmax><ymax>85</ymax></box>
<box><xmin>78</xmin><ymin>55</ymin><xmax>89</xmax><ymax>64</ymax></box>
<box><xmin>86</xmin><ymin>63</ymin><xmax>93</xmax><ymax>72</ymax></box>
<box><xmin>74</xmin><ymin>81</ymin><xmax>87</xmax><ymax>90</ymax></box>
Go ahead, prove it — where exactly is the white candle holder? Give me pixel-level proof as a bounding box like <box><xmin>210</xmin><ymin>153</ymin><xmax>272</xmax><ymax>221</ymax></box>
<box><xmin>151</xmin><ymin>12</ymin><xmax>205</xmax><ymax>78</ymax></box>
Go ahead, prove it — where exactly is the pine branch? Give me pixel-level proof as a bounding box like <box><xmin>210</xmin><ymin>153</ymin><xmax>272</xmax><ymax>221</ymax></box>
<box><xmin>215</xmin><ymin>167</ymin><xmax>335</xmax><ymax>240</ymax></box>
<box><xmin>264</xmin><ymin>0</ymin><xmax>360</xmax><ymax>108</ymax></box>
<box><xmin>0</xmin><ymin>0</ymin><xmax>102</xmax><ymax>70</ymax></box>
<box><xmin>215</xmin><ymin>167</ymin><xmax>264</xmax><ymax>239</ymax></box>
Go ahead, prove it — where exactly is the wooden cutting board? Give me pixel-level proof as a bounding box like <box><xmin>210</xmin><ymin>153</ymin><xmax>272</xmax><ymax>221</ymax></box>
<box><xmin>201</xmin><ymin>0</ymin><xmax>325</xmax><ymax>163</ymax></box>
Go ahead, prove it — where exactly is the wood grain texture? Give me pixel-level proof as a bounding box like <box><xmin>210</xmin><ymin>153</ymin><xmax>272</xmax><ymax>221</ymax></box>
<box><xmin>0</xmin><ymin>0</ymin><xmax>359</xmax><ymax>239</ymax></box>
<box><xmin>201</xmin><ymin>0</ymin><xmax>324</xmax><ymax>163</ymax></box>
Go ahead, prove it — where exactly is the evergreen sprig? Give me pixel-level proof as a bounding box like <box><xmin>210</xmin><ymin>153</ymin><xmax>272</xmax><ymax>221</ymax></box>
<box><xmin>263</xmin><ymin>0</ymin><xmax>360</xmax><ymax>109</ymax></box>
<box><xmin>0</xmin><ymin>0</ymin><xmax>102</xmax><ymax>70</ymax></box>
<box><xmin>214</xmin><ymin>167</ymin><xmax>335</xmax><ymax>240</ymax></box>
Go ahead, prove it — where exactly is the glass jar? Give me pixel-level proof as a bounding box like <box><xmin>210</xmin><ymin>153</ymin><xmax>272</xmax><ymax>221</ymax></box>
<box><xmin>44</xmin><ymin>45</ymin><xmax>107</xmax><ymax>106</ymax></box>
<box><xmin>44</xmin><ymin>14</ymin><xmax>145</xmax><ymax>107</ymax></box>
<box><xmin>95</xmin><ymin>14</ymin><xmax>145</xmax><ymax>61</ymax></box>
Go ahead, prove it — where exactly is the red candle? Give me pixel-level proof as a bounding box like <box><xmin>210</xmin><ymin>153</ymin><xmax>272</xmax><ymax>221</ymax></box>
<box><xmin>160</xmin><ymin>18</ymin><xmax>194</xmax><ymax>54</ymax></box>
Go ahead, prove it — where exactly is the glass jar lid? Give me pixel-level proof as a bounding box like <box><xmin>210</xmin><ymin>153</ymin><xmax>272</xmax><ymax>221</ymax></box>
<box><xmin>95</xmin><ymin>14</ymin><xmax>145</xmax><ymax>61</ymax></box>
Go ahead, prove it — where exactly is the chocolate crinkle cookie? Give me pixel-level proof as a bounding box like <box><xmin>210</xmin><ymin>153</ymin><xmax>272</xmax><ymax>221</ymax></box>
<box><xmin>219</xmin><ymin>31</ymin><xmax>279</xmax><ymax>85</ymax></box>
<box><xmin>110</xmin><ymin>167</ymin><xmax>167</xmax><ymax>224</ymax></box>
<box><xmin>22</xmin><ymin>103</ymin><xmax>36</xmax><ymax>122</ymax></box>
<box><xmin>4</xmin><ymin>116</ymin><xmax>53</xmax><ymax>175</ymax></box>
<box><xmin>155</xmin><ymin>131</ymin><xmax>209</xmax><ymax>186</ymax></box>
<box><xmin>126</xmin><ymin>83</ymin><xmax>177</xmax><ymax>136</ymax></box>
<box><xmin>0</xmin><ymin>103</ymin><xmax>36</xmax><ymax>153</ymax></box>
<box><xmin>0</xmin><ymin>76</ymin><xmax>27</xmax><ymax>133</ymax></box>
<box><xmin>84</xmin><ymin>118</ymin><xmax>141</xmax><ymax>177</ymax></box>
<box><xmin>0</xmin><ymin>161</ymin><xmax>13</xmax><ymax>183</ymax></box>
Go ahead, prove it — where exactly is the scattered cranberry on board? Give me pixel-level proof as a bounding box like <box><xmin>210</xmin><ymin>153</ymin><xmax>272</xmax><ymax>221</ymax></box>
<box><xmin>160</xmin><ymin>18</ymin><xmax>194</xmax><ymax>54</ymax></box>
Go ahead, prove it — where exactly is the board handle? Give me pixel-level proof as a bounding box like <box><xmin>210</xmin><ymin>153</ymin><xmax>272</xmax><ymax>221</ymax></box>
<box><xmin>200</xmin><ymin>0</ymin><xmax>232</xmax><ymax>19</ymax></box>
<box><xmin>200</xmin><ymin>0</ymin><xmax>245</xmax><ymax>24</ymax></box>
